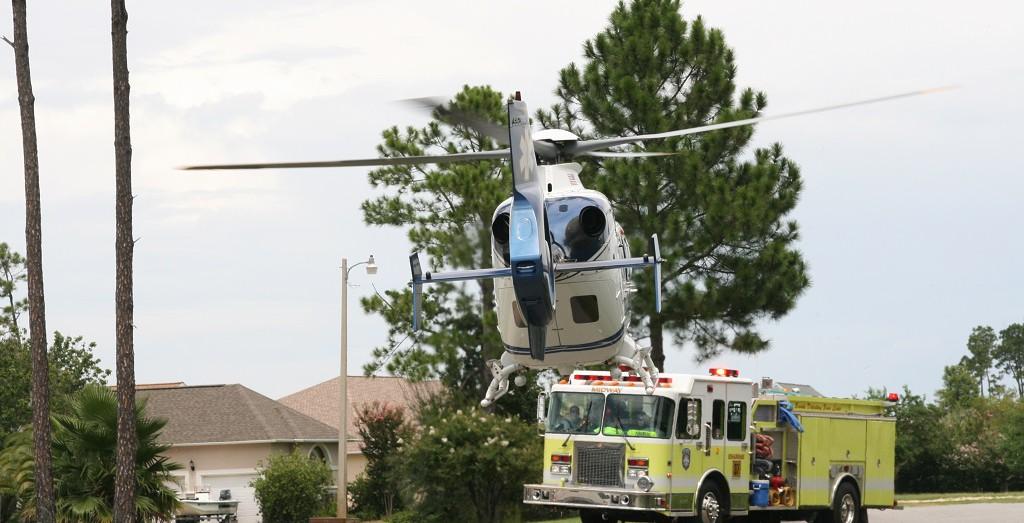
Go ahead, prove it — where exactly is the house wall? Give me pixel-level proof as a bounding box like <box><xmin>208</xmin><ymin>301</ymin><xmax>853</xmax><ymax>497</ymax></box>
<box><xmin>164</xmin><ymin>441</ymin><xmax>363</xmax><ymax>523</ymax></box>
<box><xmin>165</xmin><ymin>442</ymin><xmax>272</xmax><ymax>492</ymax></box>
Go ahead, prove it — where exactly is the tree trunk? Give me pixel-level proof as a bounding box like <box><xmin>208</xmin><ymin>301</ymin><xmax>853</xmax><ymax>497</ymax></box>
<box><xmin>110</xmin><ymin>1</ymin><xmax>136</xmax><ymax>522</ymax></box>
<box><xmin>650</xmin><ymin>313</ymin><xmax>665</xmax><ymax>371</ymax></box>
<box><xmin>9</xmin><ymin>2</ymin><xmax>55</xmax><ymax>521</ymax></box>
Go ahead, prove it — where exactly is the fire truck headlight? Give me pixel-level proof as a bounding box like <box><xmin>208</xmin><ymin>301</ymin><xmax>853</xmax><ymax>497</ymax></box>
<box><xmin>531</xmin><ymin>489</ymin><xmax>542</xmax><ymax>501</ymax></box>
<box><xmin>637</xmin><ymin>475</ymin><xmax>654</xmax><ymax>492</ymax></box>
<box><xmin>550</xmin><ymin>464</ymin><xmax>571</xmax><ymax>475</ymax></box>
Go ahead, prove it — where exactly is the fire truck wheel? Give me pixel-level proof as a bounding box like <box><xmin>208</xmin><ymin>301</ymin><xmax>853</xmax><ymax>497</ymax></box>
<box><xmin>579</xmin><ymin>508</ymin><xmax>619</xmax><ymax>523</ymax></box>
<box><xmin>830</xmin><ymin>482</ymin><xmax>861</xmax><ymax>523</ymax></box>
<box><xmin>696</xmin><ymin>481</ymin><xmax>728</xmax><ymax>523</ymax></box>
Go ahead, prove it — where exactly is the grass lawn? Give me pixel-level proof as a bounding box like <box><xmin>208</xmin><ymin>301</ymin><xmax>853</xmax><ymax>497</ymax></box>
<box><xmin>897</xmin><ymin>490</ymin><xmax>1024</xmax><ymax>506</ymax></box>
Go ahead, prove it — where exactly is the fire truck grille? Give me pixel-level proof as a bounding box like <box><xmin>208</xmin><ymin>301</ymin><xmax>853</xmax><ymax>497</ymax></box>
<box><xmin>574</xmin><ymin>442</ymin><xmax>624</xmax><ymax>487</ymax></box>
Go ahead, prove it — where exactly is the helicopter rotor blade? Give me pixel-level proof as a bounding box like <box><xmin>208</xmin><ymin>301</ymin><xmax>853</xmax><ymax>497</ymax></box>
<box><xmin>180</xmin><ymin>149</ymin><xmax>511</xmax><ymax>171</ymax></box>
<box><xmin>582</xmin><ymin>151</ymin><xmax>677</xmax><ymax>158</ymax></box>
<box><xmin>402</xmin><ymin>96</ymin><xmax>510</xmax><ymax>147</ymax></box>
<box><xmin>571</xmin><ymin>85</ymin><xmax>957</xmax><ymax>155</ymax></box>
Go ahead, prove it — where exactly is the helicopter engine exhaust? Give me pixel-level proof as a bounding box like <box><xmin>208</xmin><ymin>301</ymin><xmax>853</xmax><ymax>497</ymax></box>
<box><xmin>492</xmin><ymin>212</ymin><xmax>510</xmax><ymax>244</ymax></box>
<box><xmin>561</xmin><ymin>205</ymin><xmax>607</xmax><ymax>262</ymax></box>
<box><xmin>579</xmin><ymin>205</ymin><xmax>605</xmax><ymax>237</ymax></box>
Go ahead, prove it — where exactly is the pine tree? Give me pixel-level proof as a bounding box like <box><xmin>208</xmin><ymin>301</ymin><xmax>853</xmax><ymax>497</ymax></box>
<box><xmin>963</xmin><ymin>325</ymin><xmax>998</xmax><ymax>397</ymax></box>
<box><xmin>110</xmin><ymin>1</ymin><xmax>137</xmax><ymax>521</ymax></box>
<box><xmin>537</xmin><ymin>0</ymin><xmax>809</xmax><ymax>368</ymax></box>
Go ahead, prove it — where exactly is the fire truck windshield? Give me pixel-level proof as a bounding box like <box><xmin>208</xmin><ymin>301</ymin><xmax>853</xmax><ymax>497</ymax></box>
<box><xmin>546</xmin><ymin>392</ymin><xmax>604</xmax><ymax>434</ymax></box>
<box><xmin>602</xmin><ymin>394</ymin><xmax>675</xmax><ymax>439</ymax></box>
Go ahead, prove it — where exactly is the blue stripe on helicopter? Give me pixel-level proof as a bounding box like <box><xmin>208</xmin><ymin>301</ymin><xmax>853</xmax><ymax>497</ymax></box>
<box><xmin>503</xmin><ymin>325</ymin><xmax>625</xmax><ymax>355</ymax></box>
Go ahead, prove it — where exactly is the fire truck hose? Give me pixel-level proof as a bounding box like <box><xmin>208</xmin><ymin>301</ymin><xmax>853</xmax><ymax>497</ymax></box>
<box><xmin>755</xmin><ymin>433</ymin><xmax>774</xmax><ymax>459</ymax></box>
<box><xmin>769</xmin><ymin>489</ymin><xmax>782</xmax><ymax>506</ymax></box>
<box><xmin>782</xmin><ymin>487</ymin><xmax>796</xmax><ymax>506</ymax></box>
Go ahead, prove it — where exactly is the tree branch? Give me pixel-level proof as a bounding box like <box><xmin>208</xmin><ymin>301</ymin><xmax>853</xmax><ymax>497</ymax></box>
<box><xmin>1</xmin><ymin>35</ymin><xmax>13</xmax><ymax>48</ymax></box>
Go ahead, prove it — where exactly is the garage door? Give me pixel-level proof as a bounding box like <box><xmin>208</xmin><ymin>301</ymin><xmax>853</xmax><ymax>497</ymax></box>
<box><xmin>201</xmin><ymin>473</ymin><xmax>260</xmax><ymax>523</ymax></box>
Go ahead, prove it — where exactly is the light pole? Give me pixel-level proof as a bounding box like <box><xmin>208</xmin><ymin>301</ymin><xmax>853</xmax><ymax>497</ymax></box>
<box><xmin>339</xmin><ymin>255</ymin><xmax>376</xmax><ymax>520</ymax></box>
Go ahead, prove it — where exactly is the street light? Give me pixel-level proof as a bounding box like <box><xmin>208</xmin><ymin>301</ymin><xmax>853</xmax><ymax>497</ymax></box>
<box><xmin>339</xmin><ymin>255</ymin><xmax>376</xmax><ymax>520</ymax></box>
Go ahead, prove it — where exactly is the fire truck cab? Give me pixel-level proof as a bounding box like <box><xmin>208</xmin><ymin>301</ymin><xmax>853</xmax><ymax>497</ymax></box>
<box><xmin>524</xmin><ymin>369</ymin><xmax>897</xmax><ymax>523</ymax></box>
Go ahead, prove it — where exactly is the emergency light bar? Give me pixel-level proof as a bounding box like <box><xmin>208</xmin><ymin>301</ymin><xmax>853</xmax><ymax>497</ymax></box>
<box><xmin>568</xmin><ymin>373</ymin><xmax>673</xmax><ymax>386</ymax></box>
<box><xmin>709</xmin><ymin>368</ymin><xmax>739</xmax><ymax>378</ymax></box>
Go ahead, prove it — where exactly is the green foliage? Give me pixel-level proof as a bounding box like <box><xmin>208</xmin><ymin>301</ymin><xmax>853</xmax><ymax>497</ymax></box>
<box><xmin>0</xmin><ymin>332</ymin><xmax>111</xmax><ymax>442</ymax></box>
<box><xmin>0</xmin><ymin>243</ymin><xmax>27</xmax><ymax>342</ymax></box>
<box><xmin>0</xmin><ymin>386</ymin><xmax>181</xmax><ymax>522</ymax></box>
<box><xmin>880</xmin><ymin>321</ymin><xmax>1024</xmax><ymax>493</ymax></box>
<box><xmin>996</xmin><ymin>323</ymin><xmax>1024</xmax><ymax>397</ymax></box>
<box><xmin>1002</xmin><ymin>406</ymin><xmax>1024</xmax><ymax>483</ymax></box>
<box><xmin>384</xmin><ymin>509</ymin><xmax>417</xmax><ymax>523</ymax></box>
<box><xmin>250</xmin><ymin>449</ymin><xmax>333</xmax><ymax>523</ymax></box>
<box><xmin>350</xmin><ymin>401</ymin><xmax>412</xmax><ymax>519</ymax></box>
<box><xmin>537</xmin><ymin>0</ymin><xmax>808</xmax><ymax>366</ymax></box>
<box><xmin>0</xmin><ymin>243</ymin><xmax>111</xmax><ymax>444</ymax></box>
<box><xmin>397</xmin><ymin>402</ymin><xmax>542</xmax><ymax>523</ymax></box>
<box><xmin>936</xmin><ymin>363</ymin><xmax>980</xmax><ymax>410</ymax></box>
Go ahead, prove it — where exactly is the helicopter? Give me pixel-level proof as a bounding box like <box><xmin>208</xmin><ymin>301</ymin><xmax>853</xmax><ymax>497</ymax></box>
<box><xmin>184</xmin><ymin>86</ymin><xmax>951</xmax><ymax>407</ymax></box>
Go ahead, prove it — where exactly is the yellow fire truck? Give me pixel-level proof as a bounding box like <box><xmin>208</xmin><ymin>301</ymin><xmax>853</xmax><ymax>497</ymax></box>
<box><xmin>524</xmin><ymin>369</ymin><xmax>899</xmax><ymax>523</ymax></box>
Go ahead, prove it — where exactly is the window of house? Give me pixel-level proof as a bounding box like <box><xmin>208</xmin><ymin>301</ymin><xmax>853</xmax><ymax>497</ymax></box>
<box><xmin>309</xmin><ymin>445</ymin><xmax>329</xmax><ymax>463</ymax></box>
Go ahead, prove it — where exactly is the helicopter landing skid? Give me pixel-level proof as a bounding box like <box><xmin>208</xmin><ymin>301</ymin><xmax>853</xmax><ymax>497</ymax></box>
<box><xmin>481</xmin><ymin>353</ymin><xmax>525</xmax><ymax>408</ymax></box>
<box><xmin>609</xmin><ymin>343</ymin><xmax>660</xmax><ymax>395</ymax></box>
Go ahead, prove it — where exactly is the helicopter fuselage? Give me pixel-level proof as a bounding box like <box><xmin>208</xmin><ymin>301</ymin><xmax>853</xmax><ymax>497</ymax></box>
<box><xmin>491</xmin><ymin>162</ymin><xmax>635</xmax><ymax>370</ymax></box>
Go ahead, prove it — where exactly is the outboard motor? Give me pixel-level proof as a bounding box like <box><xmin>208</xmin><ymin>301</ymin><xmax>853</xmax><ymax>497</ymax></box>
<box><xmin>219</xmin><ymin>489</ymin><xmax>232</xmax><ymax>500</ymax></box>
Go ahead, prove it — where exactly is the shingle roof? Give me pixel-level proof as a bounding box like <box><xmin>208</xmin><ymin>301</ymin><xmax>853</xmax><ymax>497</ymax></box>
<box><xmin>278</xmin><ymin>376</ymin><xmax>441</xmax><ymax>453</ymax></box>
<box><xmin>139</xmin><ymin>384</ymin><xmax>339</xmax><ymax>445</ymax></box>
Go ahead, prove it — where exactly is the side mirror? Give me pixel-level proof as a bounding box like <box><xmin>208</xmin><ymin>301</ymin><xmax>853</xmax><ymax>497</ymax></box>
<box><xmin>536</xmin><ymin>392</ymin><xmax>548</xmax><ymax>435</ymax></box>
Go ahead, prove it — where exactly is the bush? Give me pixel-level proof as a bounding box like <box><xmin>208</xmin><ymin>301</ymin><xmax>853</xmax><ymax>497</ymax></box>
<box><xmin>385</xmin><ymin>509</ymin><xmax>418</xmax><ymax>523</ymax></box>
<box><xmin>398</xmin><ymin>403</ymin><xmax>542</xmax><ymax>523</ymax></box>
<box><xmin>350</xmin><ymin>401</ymin><xmax>411</xmax><ymax>519</ymax></box>
<box><xmin>251</xmin><ymin>449</ymin><xmax>333</xmax><ymax>523</ymax></box>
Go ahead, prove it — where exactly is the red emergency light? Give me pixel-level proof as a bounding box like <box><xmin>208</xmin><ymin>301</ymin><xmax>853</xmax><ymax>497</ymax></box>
<box><xmin>709</xmin><ymin>368</ymin><xmax>739</xmax><ymax>378</ymax></box>
<box><xmin>887</xmin><ymin>393</ymin><xmax>899</xmax><ymax>402</ymax></box>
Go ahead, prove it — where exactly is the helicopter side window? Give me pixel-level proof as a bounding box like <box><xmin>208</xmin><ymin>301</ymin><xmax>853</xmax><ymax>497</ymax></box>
<box><xmin>570</xmin><ymin>295</ymin><xmax>599</xmax><ymax>324</ymax></box>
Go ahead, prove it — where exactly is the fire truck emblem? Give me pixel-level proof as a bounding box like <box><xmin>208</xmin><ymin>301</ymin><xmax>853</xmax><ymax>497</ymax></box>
<box><xmin>682</xmin><ymin>448</ymin><xmax>691</xmax><ymax>471</ymax></box>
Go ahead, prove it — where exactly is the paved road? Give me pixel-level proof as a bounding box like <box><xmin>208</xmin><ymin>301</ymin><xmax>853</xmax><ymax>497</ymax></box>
<box><xmin>870</xmin><ymin>503</ymin><xmax>1024</xmax><ymax>522</ymax></box>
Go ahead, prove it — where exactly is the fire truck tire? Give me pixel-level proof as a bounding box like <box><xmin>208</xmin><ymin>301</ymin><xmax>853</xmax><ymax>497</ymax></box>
<box><xmin>695</xmin><ymin>481</ymin><xmax>728</xmax><ymax>523</ymax></box>
<box><xmin>829</xmin><ymin>482</ymin><xmax>862</xmax><ymax>523</ymax></box>
<box><xmin>579</xmin><ymin>508</ymin><xmax>619</xmax><ymax>523</ymax></box>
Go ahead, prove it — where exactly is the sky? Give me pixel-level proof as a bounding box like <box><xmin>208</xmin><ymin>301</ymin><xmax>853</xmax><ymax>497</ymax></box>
<box><xmin>1</xmin><ymin>0</ymin><xmax>1022</xmax><ymax>401</ymax></box>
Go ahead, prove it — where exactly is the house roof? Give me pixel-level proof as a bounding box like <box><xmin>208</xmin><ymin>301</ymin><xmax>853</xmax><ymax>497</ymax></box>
<box><xmin>279</xmin><ymin>376</ymin><xmax>441</xmax><ymax>453</ymax></box>
<box><xmin>139</xmin><ymin>384</ymin><xmax>340</xmax><ymax>446</ymax></box>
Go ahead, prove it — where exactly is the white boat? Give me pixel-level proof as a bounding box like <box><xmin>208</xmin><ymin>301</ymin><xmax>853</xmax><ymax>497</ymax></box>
<box><xmin>175</xmin><ymin>488</ymin><xmax>239</xmax><ymax>522</ymax></box>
